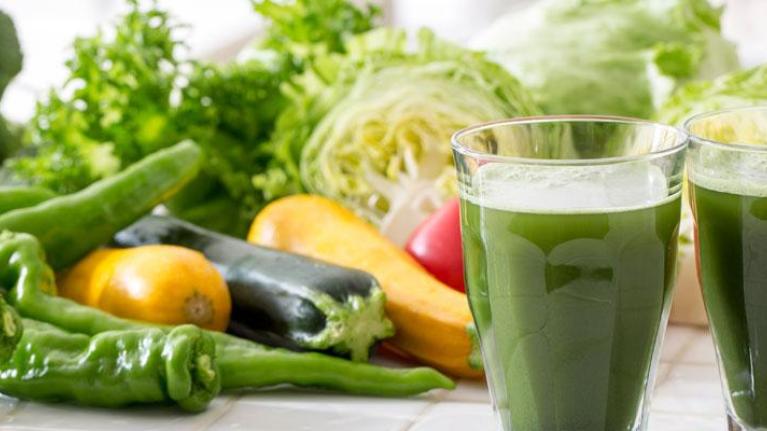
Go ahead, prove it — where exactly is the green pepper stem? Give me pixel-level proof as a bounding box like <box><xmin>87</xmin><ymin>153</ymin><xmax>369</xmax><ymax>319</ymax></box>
<box><xmin>163</xmin><ymin>325</ymin><xmax>221</xmax><ymax>412</ymax></box>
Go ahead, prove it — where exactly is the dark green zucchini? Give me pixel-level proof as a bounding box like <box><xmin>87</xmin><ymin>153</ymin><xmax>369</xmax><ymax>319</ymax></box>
<box><xmin>113</xmin><ymin>215</ymin><xmax>394</xmax><ymax>362</ymax></box>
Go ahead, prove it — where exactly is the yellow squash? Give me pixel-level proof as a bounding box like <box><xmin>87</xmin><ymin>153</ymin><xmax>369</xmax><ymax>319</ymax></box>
<box><xmin>59</xmin><ymin>245</ymin><xmax>231</xmax><ymax>331</ymax></box>
<box><xmin>248</xmin><ymin>195</ymin><xmax>482</xmax><ymax>378</ymax></box>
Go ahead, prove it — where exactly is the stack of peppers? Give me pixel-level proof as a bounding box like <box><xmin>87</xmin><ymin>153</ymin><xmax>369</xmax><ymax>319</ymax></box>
<box><xmin>0</xmin><ymin>141</ymin><xmax>454</xmax><ymax>412</ymax></box>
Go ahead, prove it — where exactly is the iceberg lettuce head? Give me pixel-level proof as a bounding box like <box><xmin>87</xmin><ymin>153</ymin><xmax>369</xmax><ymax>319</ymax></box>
<box><xmin>472</xmin><ymin>0</ymin><xmax>740</xmax><ymax>118</ymax></box>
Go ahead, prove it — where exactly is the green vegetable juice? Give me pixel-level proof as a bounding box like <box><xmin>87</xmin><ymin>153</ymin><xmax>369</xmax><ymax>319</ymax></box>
<box><xmin>691</xmin><ymin>182</ymin><xmax>767</xmax><ymax>427</ymax></box>
<box><xmin>461</xmin><ymin>193</ymin><xmax>680</xmax><ymax>431</ymax></box>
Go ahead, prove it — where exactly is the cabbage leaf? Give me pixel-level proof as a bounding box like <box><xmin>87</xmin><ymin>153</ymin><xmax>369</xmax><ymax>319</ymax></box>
<box><xmin>656</xmin><ymin>64</ymin><xmax>767</xmax><ymax>125</ymax></box>
<box><xmin>472</xmin><ymin>0</ymin><xmax>739</xmax><ymax>118</ymax></box>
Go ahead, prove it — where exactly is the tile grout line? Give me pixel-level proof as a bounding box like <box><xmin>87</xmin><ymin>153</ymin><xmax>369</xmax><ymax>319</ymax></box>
<box><xmin>0</xmin><ymin>427</ymin><xmax>89</xmax><ymax>431</ymax></box>
<box><xmin>668</xmin><ymin>331</ymin><xmax>702</xmax><ymax>363</ymax></box>
<box><xmin>400</xmin><ymin>402</ymin><xmax>438</xmax><ymax>431</ymax></box>
<box><xmin>654</xmin><ymin>363</ymin><xmax>673</xmax><ymax>387</ymax></box>
<box><xmin>654</xmin><ymin>330</ymin><xmax>706</xmax><ymax>388</ymax></box>
<box><xmin>660</xmin><ymin>362</ymin><xmax>719</xmax><ymax>370</ymax></box>
<box><xmin>0</xmin><ymin>399</ymin><xmax>89</xmax><ymax>431</ymax></box>
<box><xmin>431</xmin><ymin>398</ymin><xmax>488</xmax><ymax>405</ymax></box>
<box><xmin>669</xmin><ymin>328</ymin><xmax>718</xmax><ymax>368</ymax></box>
<box><xmin>659</xmin><ymin>329</ymin><xmax>693</xmax><ymax>365</ymax></box>
<box><xmin>194</xmin><ymin>394</ymin><xmax>242</xmax><ymax>431</ymax></box>
<box><xmin>1</xmin><ymin>399</ymin><xmax>27</xmax><ymax>423</ymax></box>
<box><xmin>398</xmin><ymin>383</ymin><xmax>456</xmax><ymax>431</ymax></box>
<box><xmin>674</xmin><ymin>359</ymin><xmax>718</xmax><ymax>367</ymax></box>
<box><xmin>652</xmin><ymin>408</ymin><xmax>725</xmax><ymax>419</ymax></box>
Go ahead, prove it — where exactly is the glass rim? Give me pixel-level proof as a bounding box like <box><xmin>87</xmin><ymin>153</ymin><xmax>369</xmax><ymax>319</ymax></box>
<box><xmin>683</xmin><ymin>106</ymin><xmax>767</xmax><ymax>153</ymax></box>
<box><xmin>451</xmin><ymin>115</ymin><xmax>688</xmax><ymax>166</ymax></box>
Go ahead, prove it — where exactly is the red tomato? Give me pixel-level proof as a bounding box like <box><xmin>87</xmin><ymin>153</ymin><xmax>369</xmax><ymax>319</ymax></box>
<box><xmin>405</xmin><ymin>198</ymin><xmax>465</xmax><ymax>292</ymax></box>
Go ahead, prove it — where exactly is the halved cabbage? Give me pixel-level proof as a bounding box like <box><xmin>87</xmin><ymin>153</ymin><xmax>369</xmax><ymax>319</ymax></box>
<box><xmin>267</xmin><ymin>28</ymin><xmax>540</xmax><ymax>244</ymax></box>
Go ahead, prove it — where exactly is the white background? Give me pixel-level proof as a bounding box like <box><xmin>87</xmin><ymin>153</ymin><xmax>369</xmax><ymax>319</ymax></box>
<box><xmin>1</xmin><ymin>0</ymin><xmax>765</xmax><ymax>122</ymax></box>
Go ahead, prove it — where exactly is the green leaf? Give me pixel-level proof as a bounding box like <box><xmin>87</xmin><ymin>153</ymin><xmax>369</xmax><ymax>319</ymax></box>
<box><xmin>7</xmin><ymin>0</ymin><xmax>181</xmax><ymax>194</ymax></box>
<box><xmin>253</xmin><ymin>0</ymin><xmax>380</xmax><ymax>65</ymax></box>
<box><xmin>656</xmin><ymin>64</ymin><xmax>767</xmax><ymax>126</ymax></box>
<box><xmin>5</xmin><ymin>0</ymin><xmax>380</xmax><ymax>235</ymax></box>
<box><xmin>472</xmin><ymin>0</ymin><xmax>740</xmax><ymax>118</ymax></box>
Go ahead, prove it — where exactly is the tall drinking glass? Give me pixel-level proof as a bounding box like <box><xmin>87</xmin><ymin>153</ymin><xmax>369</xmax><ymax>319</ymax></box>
<box><xmin>685</xmin><ymin>107</ymin><xmax>767</xmax><ymax>431</ymax></box>
<box><xmin>452</xmin><ymin>116</ymin><xmax>687</xmax><ymax>431</ymax></box>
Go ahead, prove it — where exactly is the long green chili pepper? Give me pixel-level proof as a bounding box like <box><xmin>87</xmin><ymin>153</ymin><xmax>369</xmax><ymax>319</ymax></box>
<box><xmin>0</xmin><ymin>140</ymin><xmax>201</xmax><ymax>270</ymax></box>
<box><xmin>216</xmin><ymin>343</ymin><xmax>456</xmax><ymax>396</ymax></box>
<box><xmin>0</xmin><ymin>186</ymin><xmax>56</xmax><ymax>214</ymax></box>
<box><xmin>0</xmin><ymin>299</ymin><xmax>220</xmax><ymax>411</ymax></box>
<box><xmin>0</xmin><ymin>231</ymin><xmax>455</xmax><ymax>396</ymax></box>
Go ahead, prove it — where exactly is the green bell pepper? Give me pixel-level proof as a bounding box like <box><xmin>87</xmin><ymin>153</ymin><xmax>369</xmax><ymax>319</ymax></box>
<box><xmin>0</xmin><ymin>298</ymin><xmax>220</xmax><ymax>411</ymax></box>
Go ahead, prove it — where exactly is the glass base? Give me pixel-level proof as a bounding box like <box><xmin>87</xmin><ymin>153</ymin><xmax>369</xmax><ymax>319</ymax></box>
<box><xmin>729</xmin><ymin>415</ymin><xmax>745</xmax><ymax>431</ymax></box>
<box><xmin>728</xmin><ymin>414</ymin><xmax>767</xmax><ymax>431</ymax></box>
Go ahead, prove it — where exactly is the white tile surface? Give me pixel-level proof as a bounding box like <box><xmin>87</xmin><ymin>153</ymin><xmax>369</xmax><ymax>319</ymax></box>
<box><xmin>441</xmin><ymin>379</ymin><xmax>490</xmax><ymax>404</ymax></box>
<box><xmin>0</xmin><ymin>396</ymin><xmax>236</xmax><ymax>431</ymax></box>
<box><xmin>0</xmin><ymin>395</ymin><xmax>19</xmax><ymax>418</ymax></box>
<box><xmin>659</xmin><ymin>325</ymin><xmax>699</xmax><ymax>363</ymax></box>
<box><xmin>234</xmin><ymin>390</ymin><xmax>432</xmax><ymax>419</ymax></box>
<box><xmin>648</xmin><ymin>411</ymin><xmax>725</xmax><ymax>431</ymax></box>
<box><xmin>652</xmin><ymin>365</ymin><xmax>725</xmax><ymax>417</ymax></box>
<box><xmin>653</xmin><ymin>362</ymin><xmax>673</xmax><ymax>387</ymax></box>
<box><xmin>0</xmin><ymin>326</ymin><xmax>728</xmax><ymax>430</ymax></box>
<box><xmin>209</xmin><ymin>390</ymin><xmax>433</xmax><ymax>431</ymax></box>
<box><xmin>408</xmin><ymin>402</ymin><xmax>496</xmax><ymax>431</ymax></box>
<box><xmin>678</xmin><ymin>331</ymin><xmax>718</xmax><ymax>365</ymax></box>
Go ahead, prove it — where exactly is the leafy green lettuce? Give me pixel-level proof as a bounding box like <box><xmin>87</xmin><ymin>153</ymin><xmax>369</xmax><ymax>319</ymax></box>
<box><xmin>472</xmin><ymin>0</ymin><xmax>739</xmax><ymax>118</ymax></box>
<box><xmin>657</xmin><ymin>64</ymin><xmax>767</xmax><ymax>125</ymax></box>
<box><xmin>5</xmin><ymin>0</ymin><xmax>378</xmax><ymax>235</ymax></box>
<box><xmin>7</xmin><ymin>1</ymin><xmax>181</xmax><ymax>193</ymax></box>
<box><xmin>269</xmin><ymin>28</ymin><xmax>540</xmax><ymax>244</ymax></box>
<box><xmin>252</xmin><ymin>0</ymin><xmax>380</xmax><ymax>70</ymax></box>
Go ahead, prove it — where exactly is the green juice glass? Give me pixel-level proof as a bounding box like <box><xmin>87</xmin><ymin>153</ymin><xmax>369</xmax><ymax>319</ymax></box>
<box><xmin>452</xmin><ymin>116</ymin><xmax>687</xmax><ymax>431</ymax></box>
<box><xmin>685</xmin><ymin>107</ymin><xmax>767</xmax><ymax>431</ymax></box>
